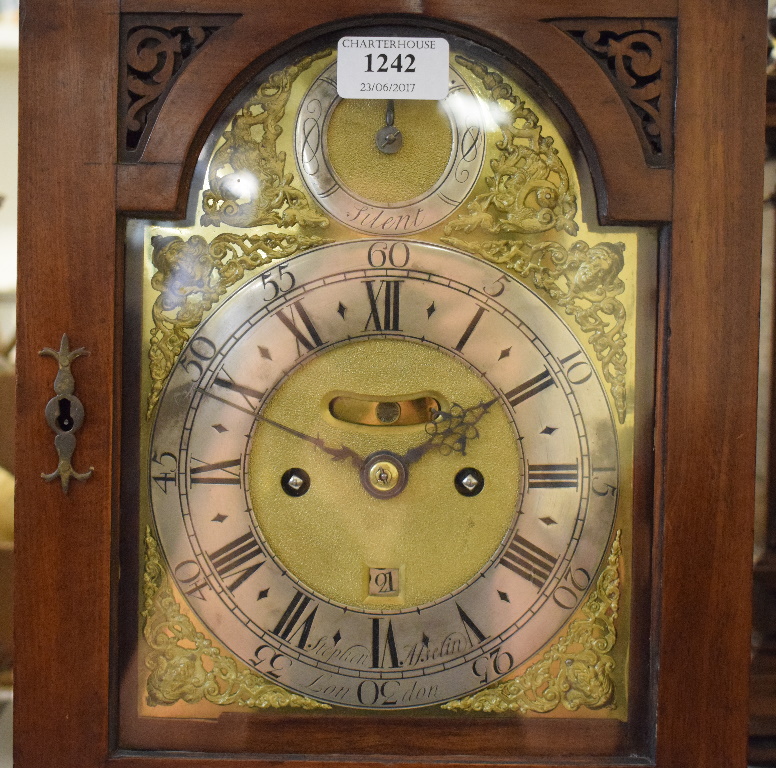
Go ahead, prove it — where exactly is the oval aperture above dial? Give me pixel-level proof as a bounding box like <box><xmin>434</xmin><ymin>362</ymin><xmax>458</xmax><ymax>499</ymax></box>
<box><xmin>149</xmin><ymin>240</ymin><xmax>619</xmax><ymax>709</ymax></box>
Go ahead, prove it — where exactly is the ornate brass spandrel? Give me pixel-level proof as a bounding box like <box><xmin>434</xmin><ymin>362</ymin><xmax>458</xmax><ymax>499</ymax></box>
<box><xmin>442</xmin><ymin>530</ymin><xmax>622</xmax><ymax>714</ymax></box>
<box><xmin>444</xmin><ymin>56</ymin><xmax>578</xmax><ymax>239</ymax></box>
<box><xmin>439</xmin><ymin>56</ymin><xmax>632</xmax><ymax>423</ymax></box>
<box><xmin>201</xmin><ymin>50</ymin><xmax>333</xmax><ymax>229</ymax></box>
<box><xmin>142</xmin><ymin>528</ymin><xmax>330</xmax><ymax>710</ymax></box>
<box><xmin>147</xmin><ymin>230</ymin><xmax>332</xmax><ymax>417</ymax></box>
<box><xmin>443</xmin><ymin>236</ymin><xmax>627</xmax><ymax>423</ymax></box>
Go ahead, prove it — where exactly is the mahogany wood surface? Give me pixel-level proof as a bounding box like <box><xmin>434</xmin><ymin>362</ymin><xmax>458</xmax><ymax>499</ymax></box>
<box><xmin>655</xmin><ymin>1</ymin><xmax>765</xmax><ymax>766</ymax></box>
<box><xmin>15</xmin><ymin>2</ymin><xmax>119</xmax><ymax>768</ymax></box>
<box><xmin>14</xmin><ymin>0</ymin><xmax>765</xmax><ymax>766</ymax></box>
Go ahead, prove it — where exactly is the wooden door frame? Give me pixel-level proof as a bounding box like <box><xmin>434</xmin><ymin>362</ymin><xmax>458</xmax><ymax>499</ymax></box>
<box><xmin>14</xmin><ymin>1</ymin><xmax>766</xmax><ymax>766</ymax></box>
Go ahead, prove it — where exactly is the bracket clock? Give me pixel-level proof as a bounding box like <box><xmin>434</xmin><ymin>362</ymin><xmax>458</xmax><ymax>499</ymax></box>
<box><xmin>14</xmin><ymin>1</ymin><xmax>765</xmax><ymax>766</ymax></box>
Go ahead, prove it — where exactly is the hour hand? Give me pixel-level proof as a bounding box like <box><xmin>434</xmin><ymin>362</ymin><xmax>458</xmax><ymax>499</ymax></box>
<box><xmin>376</xmin><ymin>99</ymin><xmax>403</xmax><ymax>154</ymax></box>
<box><xmin>400</xmin><ymin>397</ymin><xmax>498</xmax><ymax>466</ymax></box>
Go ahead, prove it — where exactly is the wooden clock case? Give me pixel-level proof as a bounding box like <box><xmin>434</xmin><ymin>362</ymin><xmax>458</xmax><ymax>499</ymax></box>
<box><xmin>14</xmin><ymin>1</ymin><xmax>765</xmax><ymax>766</ymax></box>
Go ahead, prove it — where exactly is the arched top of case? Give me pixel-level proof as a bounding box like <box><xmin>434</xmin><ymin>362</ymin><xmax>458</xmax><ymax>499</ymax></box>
<box><xmin>117</xmin><ymin>12</ymin><xmax>672</xmax><ymax>226</ymax></box>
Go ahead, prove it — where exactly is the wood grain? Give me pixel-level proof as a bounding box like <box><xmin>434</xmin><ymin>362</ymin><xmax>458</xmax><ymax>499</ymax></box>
<box><xmin>655</xmin><ymin>0</ymin><xmax>765</xmax><ymax>766</ymax></box>
<box><xmin>119</xmin><ymin>0</ymin><xmax>678</xmax><ymax>15</ymax></box>
<box><xmin>14</xmin><ymin>2</ymin><xmax>119</xmax><ymax>767</ymax></box>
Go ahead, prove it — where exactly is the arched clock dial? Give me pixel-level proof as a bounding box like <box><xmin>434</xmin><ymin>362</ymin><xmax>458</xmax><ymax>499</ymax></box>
<box><xmin>150</xmin><ymin>240</ymin><xmax>619</xmax><ymax>709</ymax></box>
<box><xmin>294</xmin><ymin>62</ymin><xmax>486</xmax><ymax>234</ymax></box>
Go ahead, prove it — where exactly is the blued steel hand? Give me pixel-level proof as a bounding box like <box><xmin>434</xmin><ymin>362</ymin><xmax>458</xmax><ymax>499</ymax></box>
<box><xmin>199</xmin><ymin>388</ymin><xmax>365</xmax><ymax>470</ymax></box>
<box><xmin>399</xmin><ymin>397</ymin><xmax>499</xmax><ymax>466</ymax></box>
<box><xmin>376</xmin><ymin>99</ymin><xmax>403</xmax><ymax>154</ymax></box>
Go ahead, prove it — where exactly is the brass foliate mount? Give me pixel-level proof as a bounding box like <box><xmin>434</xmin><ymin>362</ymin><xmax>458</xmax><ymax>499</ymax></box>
<box><xmin>142</xmin><ymin>528</ymin><xmax>330</xmax><ymax>710</ymax></box>
<box><xmin>442</xmin><ymin>530</ymin><xmax>622</xmax><ymax>714</ymax></box>
<box><xmin>201</xmin><ymin>49</ymin><xmax>333</xmax><ymax>229</ymax></box>
<box><xmin>446</xmin><ymin>55</ymin><xmax>578</xmax><ymax>238</ymax></box>
<box><xmin>39</xmin><ymin>334</ymin><xmax>94</xmax><ymax>492</ymax></box>
<box><xmin>146</xmin><ymin>50</ymin><xmax>338</xmax><ymax>418</ymax></box>
<box><xmin>442</xmin><ymin>237</ymin><xmax>628</xmax><ymax>423</ymax></box>
<box><xmin>146</xmin><ymin>230</ymin><xmax>332</xmax><ymax>418</ymax></box>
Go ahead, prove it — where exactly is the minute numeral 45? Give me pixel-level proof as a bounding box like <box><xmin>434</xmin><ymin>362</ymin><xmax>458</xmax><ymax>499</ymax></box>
<box><xmin>151</xmin><ymin>450</ymin><xmax>177</xmax><ymax>493</ymax></box>
<box><xmin>364</xmin><ymin>280</ymin><xmax>402</xmax><ymax>332</ymax></box>
<box><xmin>528</xmin><ymin>462</ymin><xmax>578</xmax><ymax>490</ymax></box>
<box><xmin>500</xmin><ymin>535</ymin><xmax>558</xmax><ymax>588</ymax></box>
<box><xmin>208</xmin><ymin>532</ymin><xmax>265</xmax><ymax>592</ymax></box>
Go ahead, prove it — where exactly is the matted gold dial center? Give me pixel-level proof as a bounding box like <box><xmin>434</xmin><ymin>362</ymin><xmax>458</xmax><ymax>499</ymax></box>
<box><xmin>249</xmin><ymin>338</ymin><xmax>521</xmax><ymax>609</ymax></box>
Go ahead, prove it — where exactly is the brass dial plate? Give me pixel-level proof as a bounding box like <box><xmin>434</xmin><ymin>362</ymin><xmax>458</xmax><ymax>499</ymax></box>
<box><xmin>149</xmin><ymin>240</ymin><xmax>619</xmax><ymax>709</ymax></box>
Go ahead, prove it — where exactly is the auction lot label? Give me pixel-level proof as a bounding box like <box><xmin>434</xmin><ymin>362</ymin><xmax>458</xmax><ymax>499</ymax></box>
<box><xmin>337</xmin><ymin>37</ymin><xmax>450</xmax><ymax>99</ymax></box>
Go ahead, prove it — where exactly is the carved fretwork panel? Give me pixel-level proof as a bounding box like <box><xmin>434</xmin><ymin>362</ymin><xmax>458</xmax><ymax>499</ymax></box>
<box><xmin>553</xmin><ymin>19</ymin><xmax>675</xmax><ymax>168</ymax></box>
<box><xmin>119</xmin><ymin>14</ymin><xmax>238</xmax><ymax>161</ymax></box>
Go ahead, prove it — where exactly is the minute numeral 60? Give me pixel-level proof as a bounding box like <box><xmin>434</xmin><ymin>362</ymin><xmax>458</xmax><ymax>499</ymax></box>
<box><xmin>367</xmin><ymin>241</ymin><xmax>411</xmax><ymax>268</ymax></box>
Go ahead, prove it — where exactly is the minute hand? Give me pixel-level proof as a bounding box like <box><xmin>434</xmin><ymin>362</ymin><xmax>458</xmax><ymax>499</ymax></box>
<box><xmin>199</xmin><ymin>388</ymin><xmax>365</xmax><ymax>469</ymax></box>
<box><xmin>259</xmin><ymin>412</ymin><xmax>365</xmax><ymax>469</ymax></box>
<box><xmin>399</xmin><ymin>397</ymin><xmax>499</xmax><ymax>467</ymax></box>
